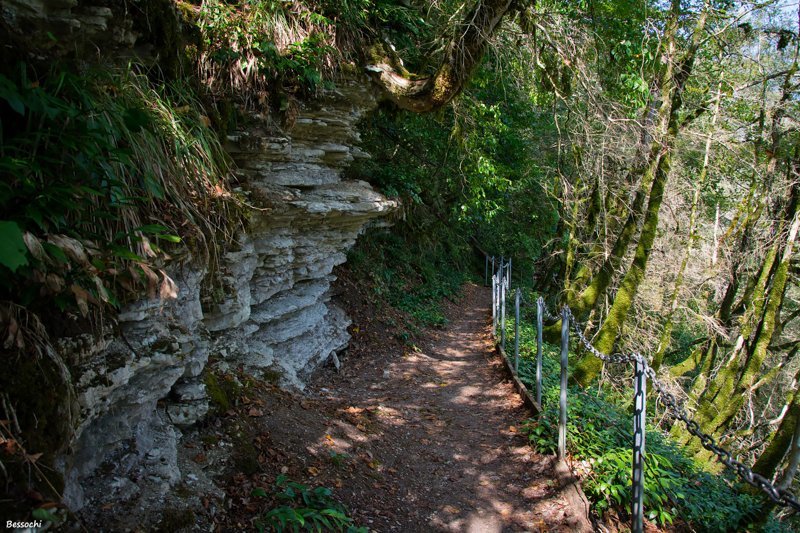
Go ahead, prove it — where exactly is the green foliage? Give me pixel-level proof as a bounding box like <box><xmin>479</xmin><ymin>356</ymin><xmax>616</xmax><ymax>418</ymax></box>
<box><xmin>521</xmin><ymin>0</ymin><xmax>659</xmax><ymax>114</ymax></box>
<box><xmin>662</xmin><ymin>319</ymin><xmax>708</xmax><ymax>368</ymax></box>
<box><xmin>252</xmin><ymin>475</ymin><xmax>366</xmax><ymax>533</ymax></box>
<box><xmin>0</xmin><ymin>221</ymin><xmax>28</xmax><ymax>272</ymax></box>
<box><xmin>347</xmin><ymin>231</ymin><xmax>467</xmax><ymax>331</ymax></box>
<box><xmin>0</xmin><ymin>62</ymin><xmax>237</xmax><ymax>316</ymax></box>
<box><xmin>193</xmin><ymin>0</ymin><xmax>428</xmax><ymax>101</ymax></box>
<box><xmin>506</xmin><ymin>317</ymin><xmax>763</xmax><ymax>530</ymax></box>
<box><xmin>327</xmin><ymin>451</ymin><xmax>350</xmax><ymax>467</ymax></box>
<box><xmin>461</xmin><ymin>67</ymin><xmax>560</xmax><ymax>258</ymax></box>
<box><xmin>349</xmin><ymin>59</ymin><xmax>559</xmax><ymax>282</ymax></box>
<box><xmin>31</xmin><ymin>507</ymin><xmax>59</xmax><ymax>523</ymax></box>
<box><xmin>197</xmin><ymin>0</ymin><xmax>335</xmax><ymax>97</ymax></box>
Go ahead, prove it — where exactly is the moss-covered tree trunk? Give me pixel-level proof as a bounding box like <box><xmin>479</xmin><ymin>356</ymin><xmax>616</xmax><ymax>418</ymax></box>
<box><xmin>572</xmin><ymin>0</ymin><xmax>710</xmax><ymax>385</ymax></box>
<box><xmin>753</xmin><ymin>371</ymin><xmax>800</xmax><ymax>481</ymax></box>
<box><xmin>565</xmin><ymin>173</ymin><xmax>604</xmax><ymax>298</ymax></box>
<box><xmin>673</xmin><ymin>43</ymin><xmax>800</xmax><ymax>448</ymax></box>
<box><xmin>567</xmin><ymin>153</ymin><xmax>660</xmax><ymax>317</ymax></box>
<box><xmin>574</xmin><ymin>148</ymin><xmax>672</xmax><ymax>383</ymax></box>
<box><xmin>675</xmin><ymin>196</ymin><xmax>800</xmax><ymax>453</ymax></box>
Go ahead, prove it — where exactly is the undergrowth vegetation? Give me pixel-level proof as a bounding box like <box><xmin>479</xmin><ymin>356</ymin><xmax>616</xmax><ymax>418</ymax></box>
<box><xmin>252</xmin><ymin>475</ymin><xmax>366</xmax><ymax>532</ymax></box>
<box><xmin>500</xmin><ymin>310</ymin><xmax>792</xmax><ymax>531</ymax></box>
<box><xmin>0</xmin><ymin>63</ymin><xmax>239</xmax><ymax>320</ymax></box>
<box><xmin>346</xmin><ymin>230</ymin><xmax>471</xmax><ymax>335</ymax></box>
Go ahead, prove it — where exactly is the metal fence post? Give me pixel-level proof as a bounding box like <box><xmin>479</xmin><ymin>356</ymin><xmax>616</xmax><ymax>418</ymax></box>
<box><xmin>632</xmin><ymin>358</ymin><xmax>647</xmax><ymax>533</ymax></box>
<box><xmin>499</xmin><ymin>258</ymin><xmax>504</xmax><ymax>294</ymax></box>
<box><xmin>500</xmin><ymin>276</ymin><xmax>507</xmax><ymax>351</ymax></box>
<box><xmin>558</xmin><ymin>307</ymin><xmax>569</xmax><ymax>460</ymax></box>
<box><xmin>536</xmin><ymin>297</ymin><xmax>543</xmax><ymax>407</ymax></box>
<box><xmin>500</xmin><ymin>256</ymin><xmax>504</xmax><ymax>292</ymax></box>
<box><xmin>492</xmin><ymin>275</ymin><xmax>497</xmax><ymax>337</ymax></box>
<box><xmin>514</xmin><ymin>288</ymin><xmax>520</xmax><ymax>373</ymax></box>
<box><xmin>509</xmin><ymin>258</ymin><xmax>512</xmax><ymax>289</ymax></box>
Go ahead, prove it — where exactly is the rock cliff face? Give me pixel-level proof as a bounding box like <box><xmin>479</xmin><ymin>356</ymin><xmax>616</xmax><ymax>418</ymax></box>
<box><xmin>1</xmin><ymin>0</ymin><xmax>398</xmax><ymax>518</ymax></box>
<box><xmin>55</xmin><ymin>82</ymin><xmax>396</xmax><ymax>512</ymax></box>
<box><xmin>212</xmin><ymin>82</ymin><xmax>392</xmax><ymax>388</ymax></box>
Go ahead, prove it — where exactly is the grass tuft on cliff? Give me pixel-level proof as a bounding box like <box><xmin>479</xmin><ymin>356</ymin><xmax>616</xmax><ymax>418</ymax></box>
<box><xmin>0</xmin><ymin>63</ymin><xmax>241</xmax><ymax>319</ymax></box>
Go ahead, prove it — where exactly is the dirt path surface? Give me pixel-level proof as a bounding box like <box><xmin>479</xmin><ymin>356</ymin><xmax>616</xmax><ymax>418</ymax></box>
<box><xmin>304</xmin><ymin>284</ymin><xmax>591</xmax><ymax>531</ymax></box>
<box><xmin>211</xmin><ymin>283</ymin><xmax>591</xmax><ymax>532</ymax></box>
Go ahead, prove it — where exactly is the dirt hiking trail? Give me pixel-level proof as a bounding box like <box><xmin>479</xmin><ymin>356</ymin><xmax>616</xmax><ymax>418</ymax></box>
<box><xmin>222</xmin><ymin>283</ymin><xmax>590</xmax><ymax>532</ymax></box>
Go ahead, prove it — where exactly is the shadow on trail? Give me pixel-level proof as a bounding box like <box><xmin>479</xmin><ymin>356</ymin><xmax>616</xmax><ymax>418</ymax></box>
<box><xmin>261</xmin><ymin>284</ymin><xmax>591</xmax><ymax>532</ymax></box>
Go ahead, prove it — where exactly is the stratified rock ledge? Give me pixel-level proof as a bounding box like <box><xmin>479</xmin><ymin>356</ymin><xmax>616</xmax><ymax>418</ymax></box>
<box><xmin>58</xmin><ymin>81</ymin><xmax>397</xmax><ymax>515</ymax></box>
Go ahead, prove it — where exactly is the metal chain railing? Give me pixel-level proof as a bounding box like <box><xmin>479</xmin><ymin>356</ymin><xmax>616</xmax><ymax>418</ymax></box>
<box><xmin>562</xmin><ymin>306</ymin><xmax>800</xmax><ymax>511</ymax></box>
<box><xmin>484</xmin><ymin>256</ymin><xmax>800</xmax><ymax>533</ymax></box>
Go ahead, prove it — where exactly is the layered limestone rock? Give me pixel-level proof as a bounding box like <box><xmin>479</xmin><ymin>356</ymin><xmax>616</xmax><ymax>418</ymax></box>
<box><xmin>213</xmin><ymin>83</ymin><xmax>394</xmax><ymax>385</ymax></box>
<box><xmin>1</xmin><ymin>0</ymin><xmax>152</xmax><ymax>55</ymax></box>
<box><xmin>57</xmin><ymin>81</ymin><xmax>397</xmax><ymax>513</ymax></box>
<box><xmin>55</xmin><ymin>264</ymin><xmax>209</xmax><ymax>510</ymax></box>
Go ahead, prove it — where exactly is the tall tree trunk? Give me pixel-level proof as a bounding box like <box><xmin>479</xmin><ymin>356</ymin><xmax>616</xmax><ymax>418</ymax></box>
<box><xmin>676</xmin><ymin>37</ymin><xmax>800</xmax><ymax>446</ymax></box>
<box><xmin>563</xmin><ymin>175</ymin><xmax>586</xmax><ymax>297</ymax></box>
<box><xmin>566</xmin><ymin>173</ymin><xmax>604</xmax><ymax>297</ymax></box>
<box><xmin>574</xmin><ymin>147</ymin><xmax>672</xmax><ymax>383</ymax></box>
<box><xmin>567</xmin><ymin>154</ymin><xmax>660</xmax><ymax>316</ymax></box>
<box><xmin>743</xmin><ymin>372</ymin><xmax>800</xmax><ymax>526</ymax></box>
<box><xmin>573</xmin><ymin>0</ymin><xmax>710</xmax><ymax>385</ymax></box>
<box><xmin>668</xmin><ymin>204</ymin><xmax>760</xmax><ymax>382</ymax></box>
<box><xmin>653</xmin><ymin>71</ymin><xmax>724</xmax><ymax>371</ymax></box>
<box><xmin>676</xmin><ymin>196</ymin><xmax>800</xmax><ymax>453</ymax></box>
<box><xmin>753</xmin><ymin>369</ymin><xmax>800</xmax><ymax>481</ymax></box>
<box><xmin>567</xmin><ymin>105</ymin><xmax>658</xmax><ymax>302</ymax></box>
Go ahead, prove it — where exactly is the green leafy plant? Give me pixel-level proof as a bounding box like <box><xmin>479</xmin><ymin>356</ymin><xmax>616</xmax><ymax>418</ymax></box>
<box><xmin>510</xmin><ymin>324</ymin><xmax>762</xmax><ymax>530</ymax></box>
<box><xmin>252</xmin><ymin>476</ymin><xmax>366</xmax><ymax>533</ymax></box>
<box><xmin>328</xmin><ymin>451</ymin><xmax>350</xmax><ymax>467</ymax></box>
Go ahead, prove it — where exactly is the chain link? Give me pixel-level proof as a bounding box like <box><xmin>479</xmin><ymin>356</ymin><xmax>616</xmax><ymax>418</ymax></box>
<box><xmin>526</xmin><ymin>299</ymin><xmax>800</xmax><ymax>511</ymax></box>
<box><xmin>537</xmin><ymin>296</ymin><xmax>561</xmax><ymax>322</ymax></box>
<box><xmin>484</xmin><ymin>252</ymin><xmax>800</xmax><ymax>509</ymax></box>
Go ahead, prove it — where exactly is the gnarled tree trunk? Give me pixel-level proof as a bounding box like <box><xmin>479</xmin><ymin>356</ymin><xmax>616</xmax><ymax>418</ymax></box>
<box><xmin>367</xmin><ymin>0</ymin><xmax>515</xmax><ymax>112</ymax></box>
